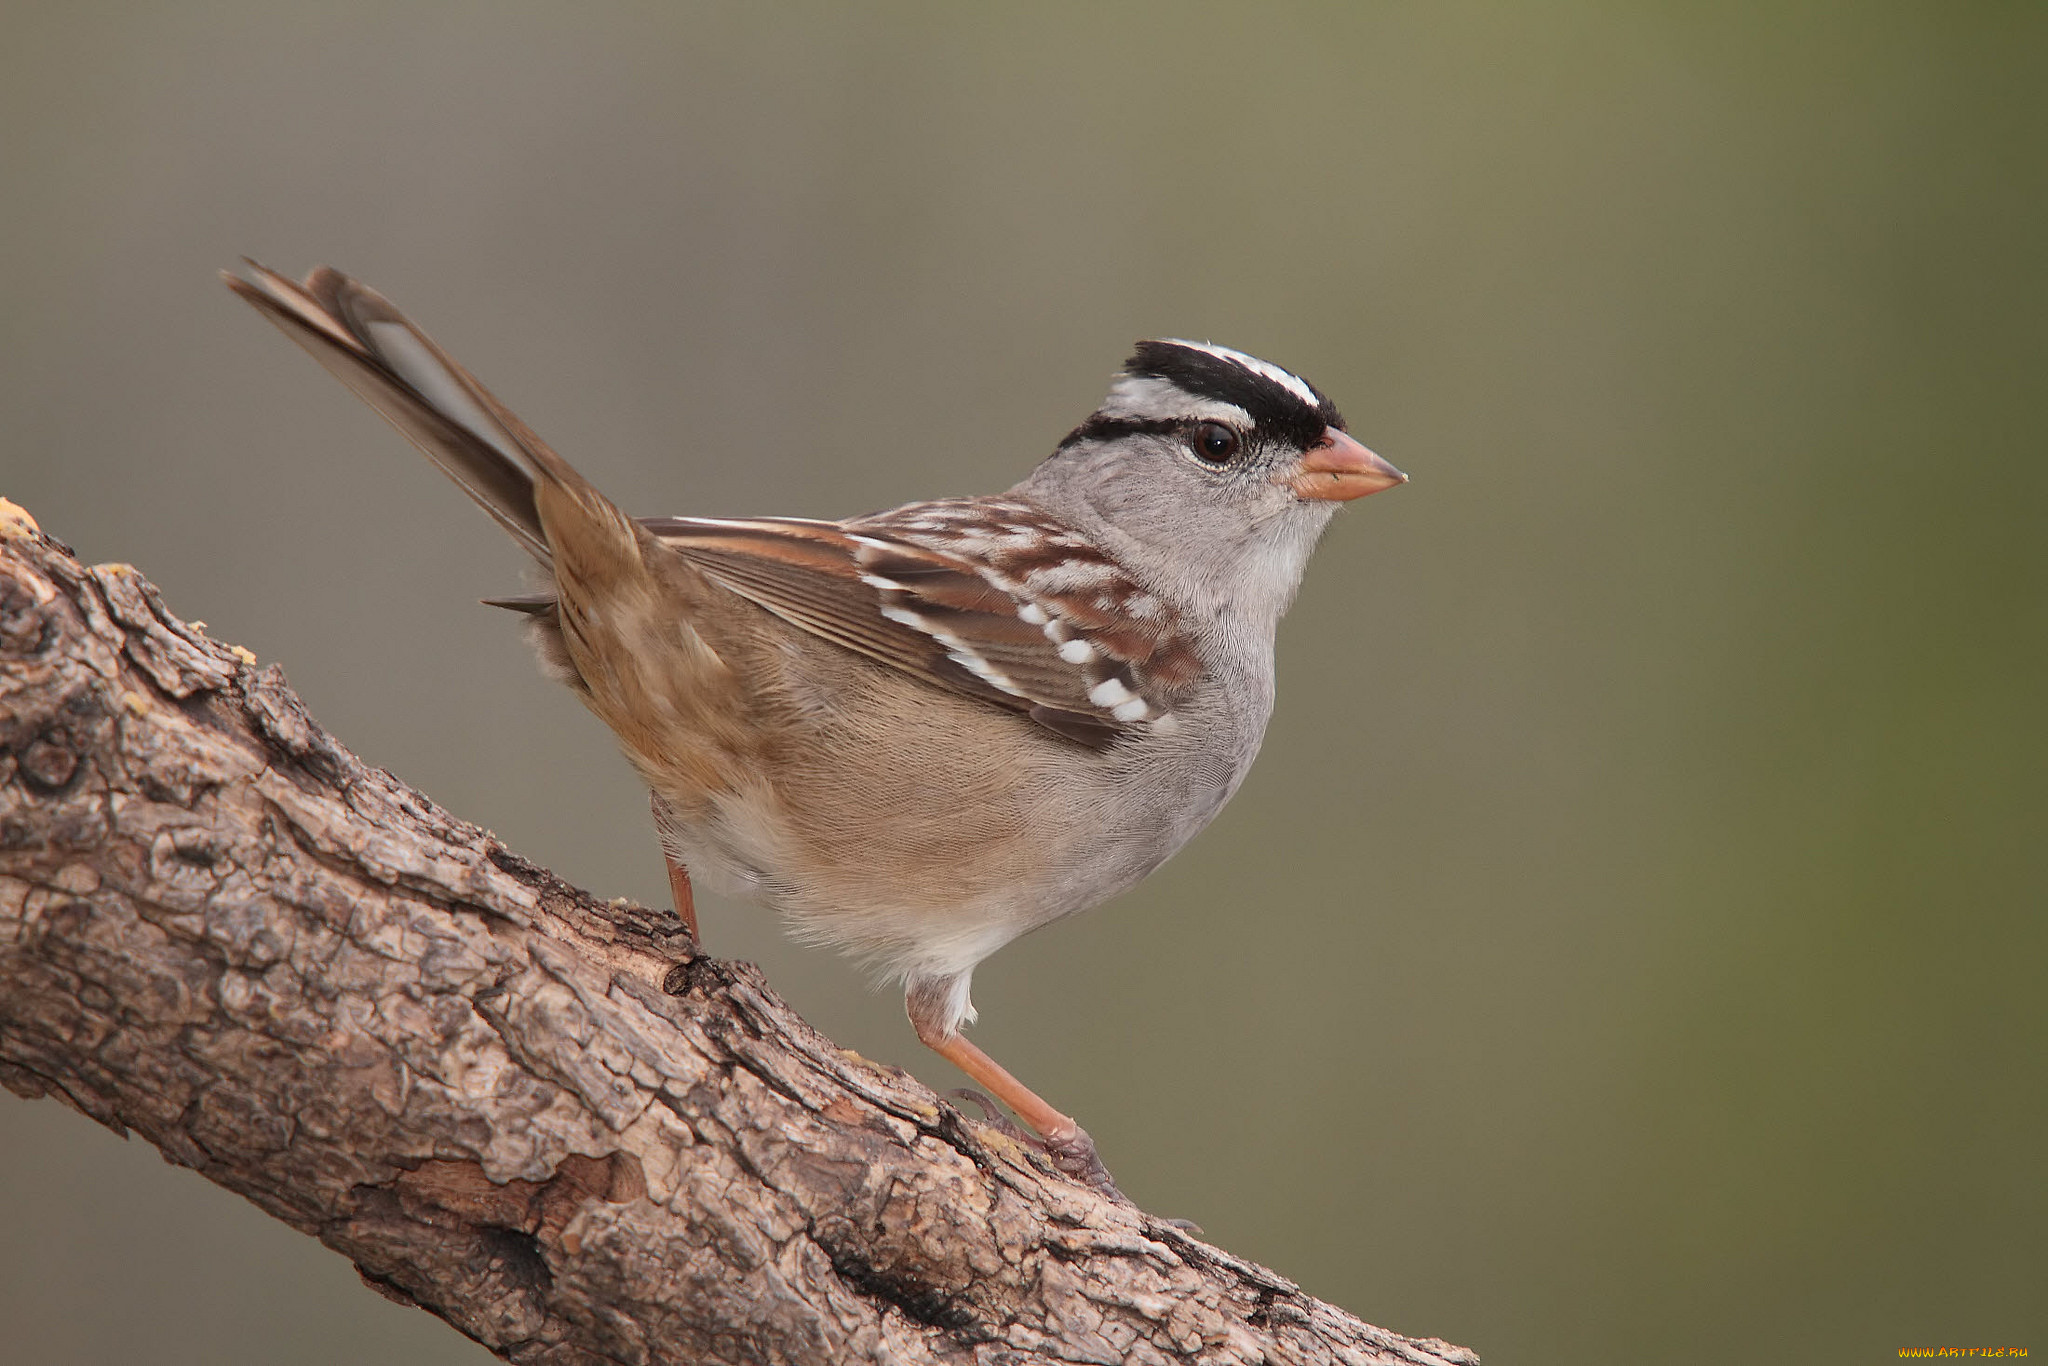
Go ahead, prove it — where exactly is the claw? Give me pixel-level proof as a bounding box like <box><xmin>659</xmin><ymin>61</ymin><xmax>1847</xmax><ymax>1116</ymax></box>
<box><xmin>1040</xmin><ymin>1124</ymin><xmax>1131</xmax><ymax>1205</ymax></box>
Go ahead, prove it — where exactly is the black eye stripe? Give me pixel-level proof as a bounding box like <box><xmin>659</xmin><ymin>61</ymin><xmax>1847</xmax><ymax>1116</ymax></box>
<box><xmin>1055</xmin><ymin>415</ymin><xmax>1258</xmax><ymax>469</ymax></box>
<box><xmin>1056</xmin><ymin>415</ymin><xmax>1187</xmax><ymax>448</ymax></box>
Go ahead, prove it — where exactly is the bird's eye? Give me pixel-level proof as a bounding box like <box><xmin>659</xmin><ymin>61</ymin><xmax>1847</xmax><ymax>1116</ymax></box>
<box><xmin>1191</xmin><ymin>421</ymin><xmax>1241</xmax><ymax>464</ymax></box>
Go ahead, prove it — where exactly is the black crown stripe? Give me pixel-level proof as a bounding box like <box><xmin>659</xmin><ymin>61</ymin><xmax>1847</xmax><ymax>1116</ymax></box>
<box><xmin>1123</xmin><ymin>341</ymin><xmax>1342</xmax><ymax>448</ymax></box>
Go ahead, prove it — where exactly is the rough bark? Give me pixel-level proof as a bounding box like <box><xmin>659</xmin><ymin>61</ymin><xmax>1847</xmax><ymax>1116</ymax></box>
<box><xmin>0</xmin><ymin>503</ymin><xmax>1476</xmax><ymax>1366</ymax></box>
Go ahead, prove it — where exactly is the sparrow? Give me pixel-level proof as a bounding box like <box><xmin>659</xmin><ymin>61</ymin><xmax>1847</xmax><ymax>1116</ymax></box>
<box><xmin>224</xmin><ymin>263</ymin><xmax>1406</xmax><ymax>1200</ymax></box>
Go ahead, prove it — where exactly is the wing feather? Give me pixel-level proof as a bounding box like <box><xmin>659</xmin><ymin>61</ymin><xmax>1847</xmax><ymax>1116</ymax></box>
<box><xmin>641</xmin><ymin>514</ymin><xmax>1196</xmax><ymax>748</ymax></box>
<box><xmin>642</xmin><ymin>518</ymin><xmax>1024</xmax><ymax>712</ymax></box>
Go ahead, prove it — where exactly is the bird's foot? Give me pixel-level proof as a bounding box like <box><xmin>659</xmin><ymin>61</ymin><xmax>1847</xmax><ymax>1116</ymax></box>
<box><xmin>946</xmin><ymin>1089</ymin><xmax>1130</xmax><ymax>1204</ymax></box>
<box><xmin>1041</xmin><ymin>1124</ymin><xmax>1130</xmax><ymax>1204</ymax></box>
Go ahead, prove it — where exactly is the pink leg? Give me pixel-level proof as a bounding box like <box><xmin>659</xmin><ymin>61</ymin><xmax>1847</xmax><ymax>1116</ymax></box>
<box><xmin>909</xmin><ymin>994</ymin><xmax>1125</xmax><ymax>1202</ymax></box>
<box><xmin>650</xmin><ymin>794</ymin><xmax>698</xmax><ymax>943</ymax></box>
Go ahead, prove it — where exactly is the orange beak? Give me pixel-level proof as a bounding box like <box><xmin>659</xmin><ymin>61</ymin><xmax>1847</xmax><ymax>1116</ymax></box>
<box><xmin>1287</xmin><ymin>429</ymin><xmax>1408</xmax><ymax>501</ymax></box>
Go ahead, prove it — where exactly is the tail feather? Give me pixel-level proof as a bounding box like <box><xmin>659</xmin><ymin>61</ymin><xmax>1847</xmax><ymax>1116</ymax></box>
<box><xmin>225</xmin><ymin>261</ymin><xmax>556</xmax><ymax>562</ymax></box>
<box><xmin>230</xmin><ymin>262</ymin><xmax>760</xmax><ymax>798</ymax></box>
<box><xmin>480</xmin><ymin>592</ymin><xmax>558</xmax><ymax>615</ymax></box>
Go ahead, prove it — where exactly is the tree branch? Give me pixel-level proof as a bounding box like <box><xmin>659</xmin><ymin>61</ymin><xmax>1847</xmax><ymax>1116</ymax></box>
<box><xmin>0</xmin><ymin>503</ymin><xmax>1475</xmax><ymax>1366</ymax></box>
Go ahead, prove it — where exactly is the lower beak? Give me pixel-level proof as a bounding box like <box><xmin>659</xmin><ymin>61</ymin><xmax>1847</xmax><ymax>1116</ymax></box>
<box><xmin>1288</xmin><ymin>429</ymin><xmax>1408</xmax><ymax>501</ymax></box>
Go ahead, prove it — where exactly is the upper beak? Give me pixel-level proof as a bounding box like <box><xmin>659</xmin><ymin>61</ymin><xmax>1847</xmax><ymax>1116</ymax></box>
<box><xmin>1287</xmin><ymin>429</ymin><xmax>1408</xmax><ymax>501</ymax></box>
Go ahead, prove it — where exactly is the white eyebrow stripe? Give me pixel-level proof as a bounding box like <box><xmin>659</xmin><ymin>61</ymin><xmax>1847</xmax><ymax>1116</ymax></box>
<box><xmin>1100</xmin><ymin>375</ymin><xmax>1256</xmax><ymax>427</ymax></box>
<box><xmin>1158</xmin><ymin>339</ymin><xmax>1321</xmax><ymax>407</ymax></box>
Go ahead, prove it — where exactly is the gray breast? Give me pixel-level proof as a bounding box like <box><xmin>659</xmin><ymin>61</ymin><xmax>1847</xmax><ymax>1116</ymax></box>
<box><xmin>1021</xmin><ymin>663</ymin><xmax>1273</xmax><ymax>925</ymax></box>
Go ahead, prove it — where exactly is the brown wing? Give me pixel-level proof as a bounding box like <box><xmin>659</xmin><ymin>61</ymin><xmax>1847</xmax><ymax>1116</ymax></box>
<box><xmin>853</xmin><ymin>497</ymin><xmax>1206</xmax><ymax>706</ymax></box>
<box><xmin>640</xmin><ymin>511</ymin><xmax>1201</xmax><ymax>749</ymax></box>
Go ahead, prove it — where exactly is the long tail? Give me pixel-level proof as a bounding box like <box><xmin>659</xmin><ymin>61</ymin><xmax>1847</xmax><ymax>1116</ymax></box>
<box><xmin>229</xmin><ymin>263</ymin><xmax>760</xmax><ymax>807</ymax></box>
<box><xmin>223</xmin><ymin>262</ymin><xmax>627</xmax><ymax>569</ymax></box>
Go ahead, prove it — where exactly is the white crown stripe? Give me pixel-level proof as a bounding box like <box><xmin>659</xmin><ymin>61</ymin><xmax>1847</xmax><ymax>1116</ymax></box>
<box><xmin>1158</xmin><ymin>339</ymin><xmax>1320</xmax><ymax>408</ymax></box>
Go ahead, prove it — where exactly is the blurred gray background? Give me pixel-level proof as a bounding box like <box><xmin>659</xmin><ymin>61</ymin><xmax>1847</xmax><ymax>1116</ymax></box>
<box><xmin>3</xmin><ymin>4</ymin><xmax>2042</xmax><ymax>1363</ymax></box>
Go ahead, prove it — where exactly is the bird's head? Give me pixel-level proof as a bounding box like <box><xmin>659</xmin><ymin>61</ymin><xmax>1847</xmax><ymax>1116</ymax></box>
<box><xmin>1018</xmin><ymin>339</ymin><xmax>1405</xmax><ymax>621</ymax></box>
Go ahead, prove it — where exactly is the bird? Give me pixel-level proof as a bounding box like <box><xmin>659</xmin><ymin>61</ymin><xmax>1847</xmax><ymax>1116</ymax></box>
<box><xmin>223</xmin><ymin>262</ymin><xmax>1406</xmax><ymax>1201</ymax></box>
